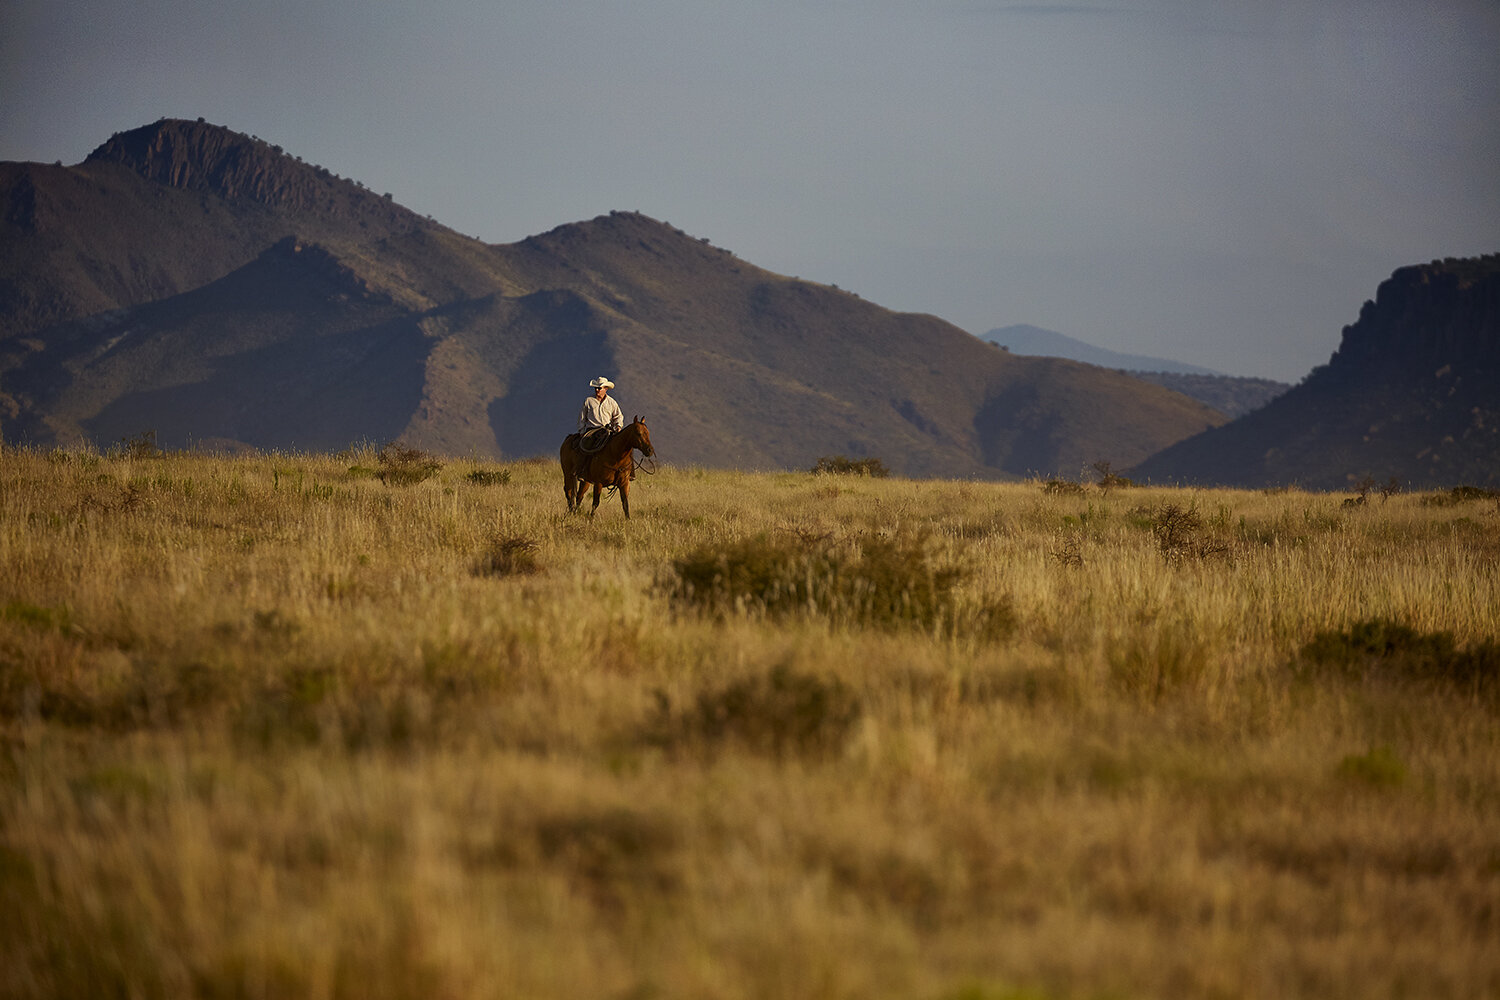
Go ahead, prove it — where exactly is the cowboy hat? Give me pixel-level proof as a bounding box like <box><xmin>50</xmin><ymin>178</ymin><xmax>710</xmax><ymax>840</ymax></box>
<box><xmin>588</xmin><ymin>376</ymin><xmax>615</xmax><ymax>389</ymax></box>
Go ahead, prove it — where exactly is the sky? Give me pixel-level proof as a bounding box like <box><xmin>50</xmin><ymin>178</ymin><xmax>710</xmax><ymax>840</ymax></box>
<box><xmin>3</xmin><ymin>0</ymin><xmax>1498</xmax><ymax>382</ymax></box>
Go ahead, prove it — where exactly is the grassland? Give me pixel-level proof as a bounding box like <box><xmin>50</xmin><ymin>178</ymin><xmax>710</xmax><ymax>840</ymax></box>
<box><xmin>2</xmin><ymin>444</ymin><xmax>1497</xmax><ymax>999</ymax></box>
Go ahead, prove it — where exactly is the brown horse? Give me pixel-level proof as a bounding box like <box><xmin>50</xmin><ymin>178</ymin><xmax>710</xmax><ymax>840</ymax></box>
<box><xmin>559</xmin><ymin>416</ymin><xmax>655</xmax><ymax>518</ymax></box>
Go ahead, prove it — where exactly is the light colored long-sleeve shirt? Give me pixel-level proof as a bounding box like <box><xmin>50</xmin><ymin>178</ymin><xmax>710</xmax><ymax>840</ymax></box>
<box><xmin>579</xmin><ymin>395</ymin><xmax>624</xmax><ymax>433</ymax></box>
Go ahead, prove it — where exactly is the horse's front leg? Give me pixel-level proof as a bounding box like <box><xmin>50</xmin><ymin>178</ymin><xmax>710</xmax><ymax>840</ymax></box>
<box><xmin>590</xmin><ymin>482</ymin><xmax>603</xmax><ymax>515</ymax></box>
<box><xmin>619</xmin><ymin>479</ymin><xmax>630</xmax><ymax>519</ymax></box>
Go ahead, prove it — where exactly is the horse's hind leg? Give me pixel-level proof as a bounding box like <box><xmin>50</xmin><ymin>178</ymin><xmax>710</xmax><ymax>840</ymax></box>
<box><xmin>590</xmin><ymin>483</ymin><xmax>603</xmax><ymax>515</ymax></box>
<box><xmin>620</xmin><ymin>482</ymin><xmax>630</xmax><ymax>519</ymax></box>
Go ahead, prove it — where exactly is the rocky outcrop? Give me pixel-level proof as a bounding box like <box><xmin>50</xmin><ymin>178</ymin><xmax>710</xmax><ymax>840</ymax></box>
<box><xmin>1321</xmin><ymin>256</ymin><xmax>1500</xmax><ymax>375</ymax></box>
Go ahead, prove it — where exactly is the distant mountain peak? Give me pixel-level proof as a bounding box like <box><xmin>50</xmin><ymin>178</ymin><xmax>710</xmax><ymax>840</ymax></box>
<box><xmin>982</xmin><ymin>323</ymin><xmax>1223</xmax><ymax>376</ymax></box>
<box><xmin>84</xmin><ymin>118</ymin><xmax>385</xmax><ymax>217</ymax></box>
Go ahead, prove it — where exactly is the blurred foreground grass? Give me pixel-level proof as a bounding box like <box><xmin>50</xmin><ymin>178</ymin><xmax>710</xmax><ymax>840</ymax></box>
<box><xmin>1</xmin><ymin>444</ymin><xmax>1497</xmax><ymax>999</ymax></box>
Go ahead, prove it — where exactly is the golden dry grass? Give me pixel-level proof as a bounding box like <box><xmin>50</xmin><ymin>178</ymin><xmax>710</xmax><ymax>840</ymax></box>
<box><xmin>2</xmin><ymin>444</ymin><xmax>1497</xmax><ymax>999</ymax></box>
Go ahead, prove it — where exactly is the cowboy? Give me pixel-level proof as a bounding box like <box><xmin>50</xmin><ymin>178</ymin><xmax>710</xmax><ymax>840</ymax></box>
<box><xmin>576</xmin><ymin>376</ymin><xmax>625</xmax><ymax>478</ymax></box>
<box><xmin>579</xmin><ymin>376</ymin><xmax>624</xmax><ymax>439</ymax></box>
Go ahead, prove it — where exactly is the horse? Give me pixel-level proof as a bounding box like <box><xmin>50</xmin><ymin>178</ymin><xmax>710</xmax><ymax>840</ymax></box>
<box><xmin>559</xmin><ymin>416</ymin><xmax>655</xmax><ymax>518</ymax></box>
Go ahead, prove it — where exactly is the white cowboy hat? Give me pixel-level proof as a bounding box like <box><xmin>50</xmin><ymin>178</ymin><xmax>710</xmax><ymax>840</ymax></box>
<box><xmin>588</xmin><ymin>376</ymin><xmax>615</xmax><ymax>389</ymax></box>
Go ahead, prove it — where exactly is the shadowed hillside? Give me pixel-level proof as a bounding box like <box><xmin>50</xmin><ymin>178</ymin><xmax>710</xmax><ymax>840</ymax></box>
<box><xmin>1123</xmin><ymin>371</ymin><xmax>1289</xmax><ymax>419</ymax></box>
<box><xmin>1131</xmin><ymin>255</ymin><xmax>1500</xmax><ymax>489</ymax></box>
<box><xmin>2</xmin><ymin>118</ymin><xmax>1224</xmax><ymax>477</ymax></box>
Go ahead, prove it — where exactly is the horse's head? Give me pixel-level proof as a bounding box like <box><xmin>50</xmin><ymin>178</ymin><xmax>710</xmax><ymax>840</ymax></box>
<box><xmin>630</xmin><ymin>415</ymin><xmax>654</xmax><ymax>457</ymax></box>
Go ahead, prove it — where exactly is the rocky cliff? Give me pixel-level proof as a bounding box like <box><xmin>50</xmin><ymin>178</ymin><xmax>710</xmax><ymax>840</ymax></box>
<box><xmin>1130</xmin><ymin>255</ymin><xmax>1500</xmax><ymax>489</ymax></box>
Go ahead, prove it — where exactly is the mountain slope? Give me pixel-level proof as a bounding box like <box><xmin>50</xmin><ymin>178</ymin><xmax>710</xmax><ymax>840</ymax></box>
<box><xmin>1130</xmin><ymin>255</ymin><xmax>1500</xmax><ymax>489</ymax></box>
<box><xmin>2</xmin><ymin>119</ymin><xmax>1225</xmax><ymax>478</ymax></box>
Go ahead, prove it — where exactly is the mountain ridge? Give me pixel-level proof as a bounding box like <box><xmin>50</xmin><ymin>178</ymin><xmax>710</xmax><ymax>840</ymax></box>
<box><xmin>1</xmin><ymin>118</ymin><xmax>1227</xmax><ymax>477</ymax></box>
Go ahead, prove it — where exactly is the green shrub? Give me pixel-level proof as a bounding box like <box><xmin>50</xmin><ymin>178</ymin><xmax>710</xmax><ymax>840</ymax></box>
<box><xmin>1337</xmin><ymin>746</ymin><xmax>1407</xmax><ymax>788</ymax></box>
<box><xmin>666</xmin><ymin>532</ymin><xmax>965</xmax><ymax>630</ymax></box>
<box><xmin>1297</xmin><ymin>619</ymin><xmax>1500</xmax><ymax>691</ymax></box>
<box><xmin>465</xmin><ymin>468</ymin><xmax>512</xmax><ymax>486</ymax></box>
<box><xmin>376</xmin><ymin>443</ymin><xmax>441</xmax><ymax>485</ymax></box>
<box><xmin>811</xmin><ymin>454</ymin><xmax>889</xmax><ymax>478</ymax></box>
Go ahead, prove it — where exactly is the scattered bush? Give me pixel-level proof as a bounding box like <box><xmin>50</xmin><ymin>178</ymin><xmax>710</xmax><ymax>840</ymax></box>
<box><xmin>811</xmin><ymin>455</ymin><xmax>889</xmax><ymax>478</ymax></box>
<box><xmin>1092</xmin><ymin>460</ymin><xmax>1134</xmax><ymax>493</ymax></box>
<box><xmin>1296</xmin><ymin>619</ymin><xmax>1500</xmax><ymax>691</ymax></box>
<box><xmin>666</xmin><ymin>532</ymin><xmax>966</xmax><ymax>630</ymax></box>
<box><xmin>377</xmin><ymin>443</ymin><xmax>442</xmax><ymax>485</ymax></box>
<box><xmin>1145</xmin><ymin>502</ymin><xmax>1231</xmax><ymax>564</ymax></box>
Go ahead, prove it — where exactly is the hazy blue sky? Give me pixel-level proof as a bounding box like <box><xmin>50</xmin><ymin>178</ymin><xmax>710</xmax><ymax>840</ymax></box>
<box><xmin>4</xmin><ymin>0</ymin><xmax>1497</xmax><ymax>380</ymax></box>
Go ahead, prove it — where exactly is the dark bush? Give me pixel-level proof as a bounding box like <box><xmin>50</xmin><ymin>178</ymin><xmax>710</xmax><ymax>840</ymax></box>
<box><xmin>1146</xmin><ymin>502</ymin><xmax>1231</xmax><ymax>564</ymax></box>
<box><xmin>1042</xmin><ymin>479</ymin><xmax>1087</xmax><ymax>496</ymax></box>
